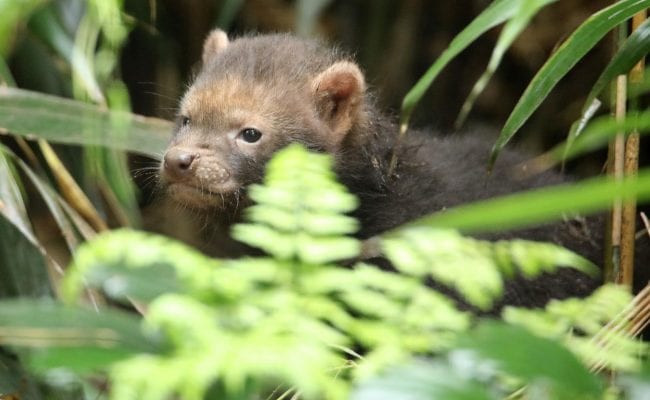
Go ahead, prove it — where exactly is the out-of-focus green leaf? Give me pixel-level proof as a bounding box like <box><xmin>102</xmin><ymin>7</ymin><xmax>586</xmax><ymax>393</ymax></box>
<box><xmin>0</xmin><ymin>300</ymin><xmax>160</xmax><ymax>372</ymax></box>
<box><xmin>401</xmin><ymin>168</ymin><xmax>650</xmax><ymax>234</ymax></box>
<box><xmin>455</xmin><ymin>0</ymin><xmax>557</xmax><ymax>128</ymax></box>
<box><xmin>0</xmin><ymin>0</ymin><xmax>47</xmax><ymax>56</ymax></box>
<box><xmin>0</xmin><ymin>54</ymin><xmax>15</xmax><ymax>86</ymax></box>
<box><xmin>0</xmin><ymin>216</ymin><xmax>52</xmax><ymax>298</ymax></box>
<box><xmin>29</xmin><ymin>6</ymin><xmax>104</xmax><ymax>103</ymax></box>
<box><xmin>1</xmin><ymin>143</ymin><xmax>83</xmax><ymax>251</ymax></box>
<box><xmin>565</xmin><ymin>18</ymin><xmax>650</xmax><ymax>149</ymax></box>
<box><xmin>216</xmin><ymin>0</ymin><xmax>245</xmax><ymax>29</ymax></box>
<box><xmin>494</xmin><ymin>0</ymin><xmax>650</xmax><ymax>166</ymax></box>
<box><xmin>351</xmin><ymin>359</ymin><xmax>495</xmax><ymax>400</ymax></box>
<box><xmin>400</xmin><ymin>0</ymin><xmax>523</xmax><ymax>132</ymax></box>
<box><xmin>455</xmin><ymin>321</ymin><xmax>602</xmax><ymax>398</ymax></box>
<box><xmin>0</xmin><ymin>87</ymin><xmax>171</xmax><ymax>158</ymax></box>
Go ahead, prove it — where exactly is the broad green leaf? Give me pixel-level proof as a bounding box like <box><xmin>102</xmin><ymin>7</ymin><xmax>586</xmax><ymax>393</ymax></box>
<box><xmin>401</xmin><ymin>168</ymin><xmax>650</xmax><ymax>234</ymax></box>
<box><xmin>400</xmin><ymin>0</ymin><xmax>523</xmax><ymax>132</ymax></box>
<box><xmin>455</xmin><ymin>0</ymin><xmax>557</xmax><ymax>128</ymax></box>
<box><xmin>0</xmin><ymin>300</ymin><xmax>158</xmax><ymax>355</ymax></box>
<box><xmin>352</xmin><ymin>359</ymin><xmax>495</xmax><ymax>400</ymax></box>
<box><xmin>455</xmin><ymin>321</ymin><xmax>602</xmax><ymax>398</ymax></box>
<box><xmin>0</xmin><ymin>87</ymin><xmax>171</xmax><ymax>158</ymax></box>
<box><xmin>494</xmin><ymin>0</ymin><xmax>650</xmax><ymax>165</ymax></box>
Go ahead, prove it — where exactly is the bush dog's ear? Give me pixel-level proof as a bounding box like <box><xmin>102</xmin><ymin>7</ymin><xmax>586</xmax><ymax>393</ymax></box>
<box><xmin>312</xmin><ymin>61</ymin><xmax>366</xmax><ymax>146</ymax></box>
<box><xmin>202</xmin><ymin>29</ymin><xmax>230</xmax><ymax>65</ymax></box>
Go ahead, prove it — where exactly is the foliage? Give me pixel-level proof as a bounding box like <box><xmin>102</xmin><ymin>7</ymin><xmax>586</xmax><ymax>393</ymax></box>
<box><xmin>1</xmin><ymin>144</ymin><xmax>647</xmax><ymax>399</ymax></box>
<box><xmin>1</xmin><ymin>1</ymin><xmax>650</xmax><ymax>399</ymax></box>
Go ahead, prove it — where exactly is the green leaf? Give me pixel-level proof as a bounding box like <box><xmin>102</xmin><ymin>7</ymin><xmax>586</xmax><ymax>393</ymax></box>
<box><xmin>29</xmin><ymin>6</ymin><xmax>105</xmax><ymax>103</ymax></box>
<box><xmin>402</xmin><ymin>168</ymin><xmax>650</xmax><ymax>234</ymax></box>
<box><xmin>400</xmin><ymin>0</ymin><xmax>523</xmax><ymax>131</ymax></box>
<box><xmin>0</xmin><ymin>216</ymin><xmax>52</xmax><ymax>298</ymax></box>
<box><xmin>455</xmin><ymin>321</ymin><xmax>602</xmax><ymax>398</ymax></box>
<box><xmin>563</xmin><ymin>18</ymin><xmax>650</xmax><ymax>152</ymax></box>
<box><xmin>456</xmin><ymin>0</ymin><xmax>557</xmax><ymax>128</ymax></box>
<box><xmin>63</xmin><ymin>229</ymin><xmax>222</xmax><ymax>304</ymax></box>
<box><xmin>504</xmin><ymin>285</ymin><xmax>645</xmax><ymax>372</ymax></box>
<box><xmin>0</xmin><ymin>0</ymin><xmax>47</xmax><ymax>56</ymax></box>
<box><xmin>0</xmin><ymin>87</ymin><xmax>171</xmax><ymax>158</ymax></box>
<box><xmin>0</xmin><ymin>300</ymin><xmax>159</xmax><ymax>373</ymax></box>
<box><xmin>352</xmin><ymin>359</ymin><xmax>496</xmax><ymax>400</ymax></box>
<box><xmin>494</xmin><ymin>0</ymin><xmax>650</xmax><ymax>165</ymax></box>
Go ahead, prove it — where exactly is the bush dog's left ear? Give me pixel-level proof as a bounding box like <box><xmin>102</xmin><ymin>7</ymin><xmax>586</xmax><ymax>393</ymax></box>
<box><xmin>202</xmin><ymin>29</ymin><xmax>230</xmax><ymax>65</ymax></box>
<box><xmin>312</xmin><ymin>61</ymin><xmax>366</xmax><ymax>147</ymax></box>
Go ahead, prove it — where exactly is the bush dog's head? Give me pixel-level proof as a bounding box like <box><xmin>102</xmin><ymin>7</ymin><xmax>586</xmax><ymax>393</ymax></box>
<box><xmin>161</xmin><ymin>30</ymin><xmax>368</xmax><ymax>209</ymax></box>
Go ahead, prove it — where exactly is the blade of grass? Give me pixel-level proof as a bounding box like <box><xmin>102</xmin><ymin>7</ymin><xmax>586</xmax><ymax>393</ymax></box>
<box><xmin>390</xmin><ymin>0</ymin><xmax>525</xmax><ymax>173</ymax></box>
<box><xmin>455</xmin><ymin>0</ymin><xmax>558</xmax><ymax>129</ymax></box>
<box><xmin>566</xmin><ymin>17</ymin><xmax>650</xmax><ymax>149</ymax></box>
<box><xmin>493</xmin><ymin>0</ymin><xmax>650</xmax><ymax>167</ymax></box>
<box><xmin>393</xmin><ymin>167</ymin><xmax>650</xmax><ymax>235</ymax></box>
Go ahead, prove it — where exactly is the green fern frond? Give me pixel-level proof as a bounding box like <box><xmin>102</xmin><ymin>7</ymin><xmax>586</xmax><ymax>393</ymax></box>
<box><xmin>382</xmin><ymin>227</ymin><xmax>597</xmax><ymax>310</ymax></box>
<box><xmin>232</xmin><ymin>143</ymin><xmax>361</xmax><ymax>264</ymax></box>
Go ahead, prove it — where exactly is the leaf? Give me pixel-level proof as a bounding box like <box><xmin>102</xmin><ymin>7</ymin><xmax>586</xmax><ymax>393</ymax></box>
<box><xmin>0</xmin><ymin>87</ymin><xmax>171</xmax><ymax>158</ymax></box>
<box><xmin>400</xmin><ymin>0</ymin><xmax>524</xmax><ymax>132</ymax></box>
<box><xmin>0</xmin><ymin>0</ymin><xmax>46</xmax><ymax>56</ymax></box>
<box><xmin>0</xmin><ymin>216</ymin><xmax>53</xmax><ymax>298</ymax></box>
<box><xmin>29</xmin><ymin>6</ymin><xmax>104</xmax><ymax>103</ymax></box>
<box><xmin>494</xmin><ymin>0</ymin><xmax>650</xmax><ymax>165</ymax></box>
<box><xmin>455</xmin><ymin>321</ymin><xmax>602</xmax><ymax>398</ymax></box>
<box><xmin>402</xmin><ymin>168</ymin><xmax>650</xmax><ymax>234</ymax></box>
<box><xmin>0</xmin><ymin>300</ymin><xmax>159</xmax><ymax>373</ymax></box>
<box><xmin>455</xmin><ymin>0</ymin><xmax>557</xmax><ymax>128</ymax></box>
<box><xmin>563</xmin><ymin>18</ymin><xmax>650</xmax><ymax>151</ymax></box>
<box><xmin>352</xmin><ymin>359</ymin><xmax>495</xmax><ymax>400</ymax></box>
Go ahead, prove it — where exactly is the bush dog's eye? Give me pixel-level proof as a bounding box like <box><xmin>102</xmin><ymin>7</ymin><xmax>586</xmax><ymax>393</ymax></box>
<box><xmin>181</xmin><ymin>116</ymin><xmax>190</xmax><ymax>127</ymax></box>
<box><xmin>240</xmin><ymin>128</ymin><xmax>262</xmax><ymax>143</ymax></box>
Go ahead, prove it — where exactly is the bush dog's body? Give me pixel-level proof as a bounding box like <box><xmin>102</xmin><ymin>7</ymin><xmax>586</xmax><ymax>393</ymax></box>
<box><xmin>160</xmin><ymin>30</ymin><xmax>609</xmax><ymax>309</ymax></box>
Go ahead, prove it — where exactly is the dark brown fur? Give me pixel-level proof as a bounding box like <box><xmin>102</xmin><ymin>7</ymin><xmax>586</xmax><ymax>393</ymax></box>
<box><xmin>160</xmin><ymin>30</ymin><xmax>639</xmax><ymax>309</ymax></box>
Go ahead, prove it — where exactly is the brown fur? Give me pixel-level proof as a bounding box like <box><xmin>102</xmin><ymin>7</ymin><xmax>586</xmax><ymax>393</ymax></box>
<box><xmin>160</xmin><ymin>30</ymin><xmax>632</xmax><ymax>308</ymax></box>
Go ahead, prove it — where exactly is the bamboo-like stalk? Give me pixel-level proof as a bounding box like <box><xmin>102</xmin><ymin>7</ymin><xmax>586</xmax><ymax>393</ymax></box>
<box><xmin>606</xmin><ymin>74</ymin><xmax>627</xmax><ymax>282</ymax></box>
<box><xmin>619</xmin><ymin>10</ymin><xmax>647</xmax><ymax>285</ymax></box>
